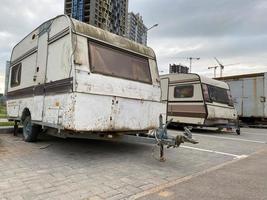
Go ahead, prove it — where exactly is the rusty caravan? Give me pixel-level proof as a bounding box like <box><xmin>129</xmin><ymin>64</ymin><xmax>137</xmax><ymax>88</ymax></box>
<box><xmin>6</xmin><ymin>15</ymin><xmax>197</xmax><ymax>159</ymax></box>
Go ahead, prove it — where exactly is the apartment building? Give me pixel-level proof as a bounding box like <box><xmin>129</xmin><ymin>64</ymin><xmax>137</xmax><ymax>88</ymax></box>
<box><xmin>126</xmin><ymin>12</ymin><xmax>147</xmax><ymax>45</ymax></box>
<box><xmin>64</xmin><ymin>0</ymin><xmax>128</xmax><ymax>36</ymax></box>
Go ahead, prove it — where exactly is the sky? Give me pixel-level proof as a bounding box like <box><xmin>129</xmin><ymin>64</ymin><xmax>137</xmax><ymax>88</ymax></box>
<box><xmin>0</xmin><ymin>0</ymin><xmax>267</xmax><ymax>93</ymax></box>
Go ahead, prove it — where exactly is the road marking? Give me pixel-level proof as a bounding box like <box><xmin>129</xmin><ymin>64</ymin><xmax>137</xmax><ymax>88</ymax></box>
<box><xmin>241</xmin><ymin>131</ymin><xmax>267</xmax><ymax>136</ymax></box>
<box><xmin>180</xmin><ymin>145</ymin><xmax>248</xmax><ymax>159</ymax></box>
<box><xmin>193</xmin><ymin>134</ymin><xmax>267</xmax><ymax>144</ymax></box>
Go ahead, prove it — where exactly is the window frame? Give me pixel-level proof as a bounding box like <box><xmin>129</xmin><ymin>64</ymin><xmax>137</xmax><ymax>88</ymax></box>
<box><xmin>205</xmin><ymin>84</ymin><xmax>230</xmax><ymax>105</ymax></box>
<box><xmin>173</xmin><ymin>84</ymin><xmax>194</xmax><ymax>99</ymax></box>
<box><xmin>10</xmin><ymin>63</ymin><xmax>22</xmax><ymax>88</ymax></box>
<box><xmin>88</xmin><ymin>39</ymin><xmax>152</xmax><ymax>84</ymax></box>
<box><xmin>202</xmin><ymin>84</ymin><xmax>212</xmax><ymax>103</ymax></box>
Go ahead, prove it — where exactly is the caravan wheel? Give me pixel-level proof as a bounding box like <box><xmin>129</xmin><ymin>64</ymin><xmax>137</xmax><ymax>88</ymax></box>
<box><xmin>22</xmin><ymin>116</ymin><xmax>40</xmax><ymax>142</ymax></box>
<box><xmin>236</xmin><ymin>129</ymin><xmax>241</xmax><ymax>135</ymax></box>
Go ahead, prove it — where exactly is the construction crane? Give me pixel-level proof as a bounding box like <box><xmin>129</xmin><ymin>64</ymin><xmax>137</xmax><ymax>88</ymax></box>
<box><xmin>208</xmin><ymin>57</ymin><xmax>239</xmax><ymax>77</ymax></box>
<box><xmin>208</xmin><ymin>65</ymin><xmax>219</xmax><ymax>78</ymax></box>
<box><xmin>187</xmin><ymin>57</ymin><xmax>200</xmax><ymax>73</ymax></box>
<box><xmin>176</xmin><ymin>57</ymin><xmax>200</xmax><ymax>73</ymax></box>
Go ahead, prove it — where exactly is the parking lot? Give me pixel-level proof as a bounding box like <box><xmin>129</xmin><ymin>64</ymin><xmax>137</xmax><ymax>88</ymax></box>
<box><xmin>0</xmin><ymin>128</ymin><xmax>266</xmax><ymax>200</ymax></box>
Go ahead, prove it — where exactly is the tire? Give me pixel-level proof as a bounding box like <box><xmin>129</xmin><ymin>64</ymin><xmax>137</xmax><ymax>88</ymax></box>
<box><xmin>216</xmin><ymin>127</ymin><xmax>223</xmax><ymax>132</ymax></box>
<box><xmin>236</xmin><ymin>129</ymin><xmax>241</xmax><ymax>135</ymax></box>
<box><xmin>22</xmin><ymin>116</ymin><xmax>40</xmax><ymax>142</ymax></box>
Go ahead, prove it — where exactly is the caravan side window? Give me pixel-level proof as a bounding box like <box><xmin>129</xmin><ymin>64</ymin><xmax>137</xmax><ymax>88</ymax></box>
<box><xmin>10</xmin><ymin>63</ymin><xmax>22</xmax><ymax>87</ymax></box>
<box><xmin>174</xmin><ymin>85</ymin><xmax>194</xmax><ymax>98</ymax></box>
<box><xmin>88</xmin><ymin>41</ymin><xmax>152</xmax><ymax>84</ymax></box>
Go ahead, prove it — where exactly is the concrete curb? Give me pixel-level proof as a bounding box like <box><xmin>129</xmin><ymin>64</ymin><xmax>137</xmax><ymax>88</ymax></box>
<box><xmin>0</xmin><ymin>126</ymin><xmax>14</xmax><ymax>134</ymax></box>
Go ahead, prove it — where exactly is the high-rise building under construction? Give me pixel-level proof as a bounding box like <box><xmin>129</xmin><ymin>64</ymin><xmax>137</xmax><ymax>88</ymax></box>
<box><xmin>126</xmin><ymin>12</ymin><xmax>147</xmax><ymax>45</ymax></box>
<box><xmin>64</xmin><ymin>0</ymin><xmax>128</xmax><ymax>36</ymax></box>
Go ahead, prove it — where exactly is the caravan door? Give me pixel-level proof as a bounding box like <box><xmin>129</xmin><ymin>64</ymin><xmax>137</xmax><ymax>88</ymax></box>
<box><xmin>32</xmin><ymin>24</ymin><xmax>49</xmax><ymax>121</ymax></box>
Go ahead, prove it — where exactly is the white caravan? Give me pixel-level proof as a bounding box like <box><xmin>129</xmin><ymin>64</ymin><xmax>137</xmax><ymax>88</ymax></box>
<box><xmin>161</xmin><ymin>73</ymin><xmax>240</xmax><ymax>134</ymax></box>
<box><xmin>6</xmin><ymin>15</ymin><xmax>167</xmax><ymax>142</ymax></box>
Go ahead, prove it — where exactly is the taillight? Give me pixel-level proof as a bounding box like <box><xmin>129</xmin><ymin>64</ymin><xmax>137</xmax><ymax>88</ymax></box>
<box><xmin>227</xmin><ymin>90</ymin><xmax>234</xmax><ymax>106</ymax></box>
<box><xmin>202</xmin><ymin>84</ymin><xmax>211</xmax><ymax>102</ymax></box>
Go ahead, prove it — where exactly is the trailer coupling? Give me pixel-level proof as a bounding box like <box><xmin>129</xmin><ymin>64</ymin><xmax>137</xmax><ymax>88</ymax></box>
<box><xmin>153</xmin><ymin>115</ymin><xmax>198</xmax><ymax>161</ymax></box>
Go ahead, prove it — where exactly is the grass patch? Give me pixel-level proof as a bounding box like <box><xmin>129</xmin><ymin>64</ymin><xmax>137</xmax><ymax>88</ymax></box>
<box><xmin>0</xmin><ymin>114</ymin><xmax>7</xmax><ymax>119</ymax></box>
<box><xmin>0</xmin><ymin>105</ymin><xmax>7</xmax><ymax>119</ymax></box>
<box><xmin>0</xmin><ymin>121</ymin><xmax>14</xmax><ymax>127</ymax></box>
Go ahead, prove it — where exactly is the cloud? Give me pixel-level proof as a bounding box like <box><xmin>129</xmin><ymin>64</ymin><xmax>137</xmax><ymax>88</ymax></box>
<box><xmin>149</xmin><ymin>35</ymin><xmax>267</xmax><ymax>76</ymax></box>
<box><xmin>0</xmin><ymin>0</ymin><xmax>267</xmax><ymax>92</ymax></box>
<box><xmin>130</xmin><ymin>0</ymin><xmax>267</xmax><ymax>76</ymax></box>
<box><xmin>130</xmin><ymin>0</ymin><xmax>267</xmax><ymax>38</ymax></box>
<box><xmin>0</xmin><ymin>0</ymin><xmax>64</xmax><ymax>92</ymax></box>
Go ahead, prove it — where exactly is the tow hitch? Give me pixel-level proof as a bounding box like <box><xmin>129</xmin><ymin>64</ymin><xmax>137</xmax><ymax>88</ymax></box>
<box><xmin>154</xmin><ymin>115</ymin><xmax>198</xmax><ymax>161</ymax></box>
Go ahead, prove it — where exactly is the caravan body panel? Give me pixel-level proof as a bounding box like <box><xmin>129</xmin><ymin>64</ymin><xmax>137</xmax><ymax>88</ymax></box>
<box><xmin>199</xmin><ymin>76</ymin><xmax>237</xmax><ymax>123</ymax></box>
<box><xmin>6</xmin><ymin>15</ymin><xmax>165</xmax><ymax>135</ymax></box>
<box><xmin>160</xmin><ymin>74</ymin><xmax>206</xmax><ymax>125</ymax></box>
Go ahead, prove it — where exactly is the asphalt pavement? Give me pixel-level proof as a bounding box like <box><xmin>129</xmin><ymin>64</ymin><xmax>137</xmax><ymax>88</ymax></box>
<box><xmin>139</xmin><ymin>147</ymin><xmax>267</xmax><ymax>200</ymax></box>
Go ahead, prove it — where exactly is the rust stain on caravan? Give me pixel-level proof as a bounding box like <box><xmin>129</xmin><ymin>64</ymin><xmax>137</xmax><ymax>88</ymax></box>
<box><xmin>82</xmin><ymin>83</ymin><xmax>92</xmax><ymax>92</ymax></box>
<box><xmin>64</xmin><ymin>94</ymin><xmax>76</xmax><ymax>129</ymax></box>
<box><xmin>73</xmin><ymin>20</ymin><xmax>155</xmax><ymax>58</ymax></box>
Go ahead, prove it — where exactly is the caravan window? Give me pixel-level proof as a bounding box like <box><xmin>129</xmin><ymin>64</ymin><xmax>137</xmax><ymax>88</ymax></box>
<box><xmin>207</xmin><ymin>85</ymin><xmax>229</xmax><ymax>104</ymax></box>
<box><xmin>174</xmin><ymin>85</ymin><xmax>194</xmax><ymax>98</ymax></box>
<box><xmin>10</xmin><ymin>63</ymin><xmax>22</xmax><ymax>87</ymax></box>
<box><xmin>89</xmin><ymin>41</ymin><xmax>152</xmax><ymax>84</ymax></box>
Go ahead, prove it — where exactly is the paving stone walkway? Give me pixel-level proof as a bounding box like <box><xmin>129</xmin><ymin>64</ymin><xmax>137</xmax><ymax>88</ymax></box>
<box><xmin>0</xmin><ymin>128</ymin><xmax>265</xmax><ymax>200</ymax></box>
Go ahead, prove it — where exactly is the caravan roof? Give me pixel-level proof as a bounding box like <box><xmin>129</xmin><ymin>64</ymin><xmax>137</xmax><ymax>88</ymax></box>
<box><xmin>161</xmin><ymin>73</ymin><xmax>229</xmax><ymax>89</ymax></box>
<box><xmin>11</xmin><ymin>15</ymin><xmax>156</xmax><ymax>64</ymax></box>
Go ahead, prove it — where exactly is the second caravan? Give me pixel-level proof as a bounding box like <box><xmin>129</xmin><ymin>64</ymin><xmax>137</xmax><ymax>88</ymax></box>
<box><xmin>161</xmin><ymin>73</ymin><xmax>240</xmax><ymax>134</ymax></box>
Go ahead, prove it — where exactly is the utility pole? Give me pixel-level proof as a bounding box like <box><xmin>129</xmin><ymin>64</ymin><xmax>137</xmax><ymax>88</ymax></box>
<box><xmin>145</xmin><ymin>24</ymin><xmax>158</xmax><ymax>45</ymax></box>
<box><xmin>187</xmin><ymin>57</ymin><xmax>200</xmax><ymax>73</ymax></box>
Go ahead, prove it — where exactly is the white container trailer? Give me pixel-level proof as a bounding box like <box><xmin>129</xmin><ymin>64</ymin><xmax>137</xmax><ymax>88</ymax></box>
<box><xmin>6</xmin><ymin>15</ymin><xmax>166</xmax><ymax>141</ymax></box>
<box><xmin>216</xmin><ymin>73</ymin><xmax>267</xmax><ymax>124</ymax></box>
